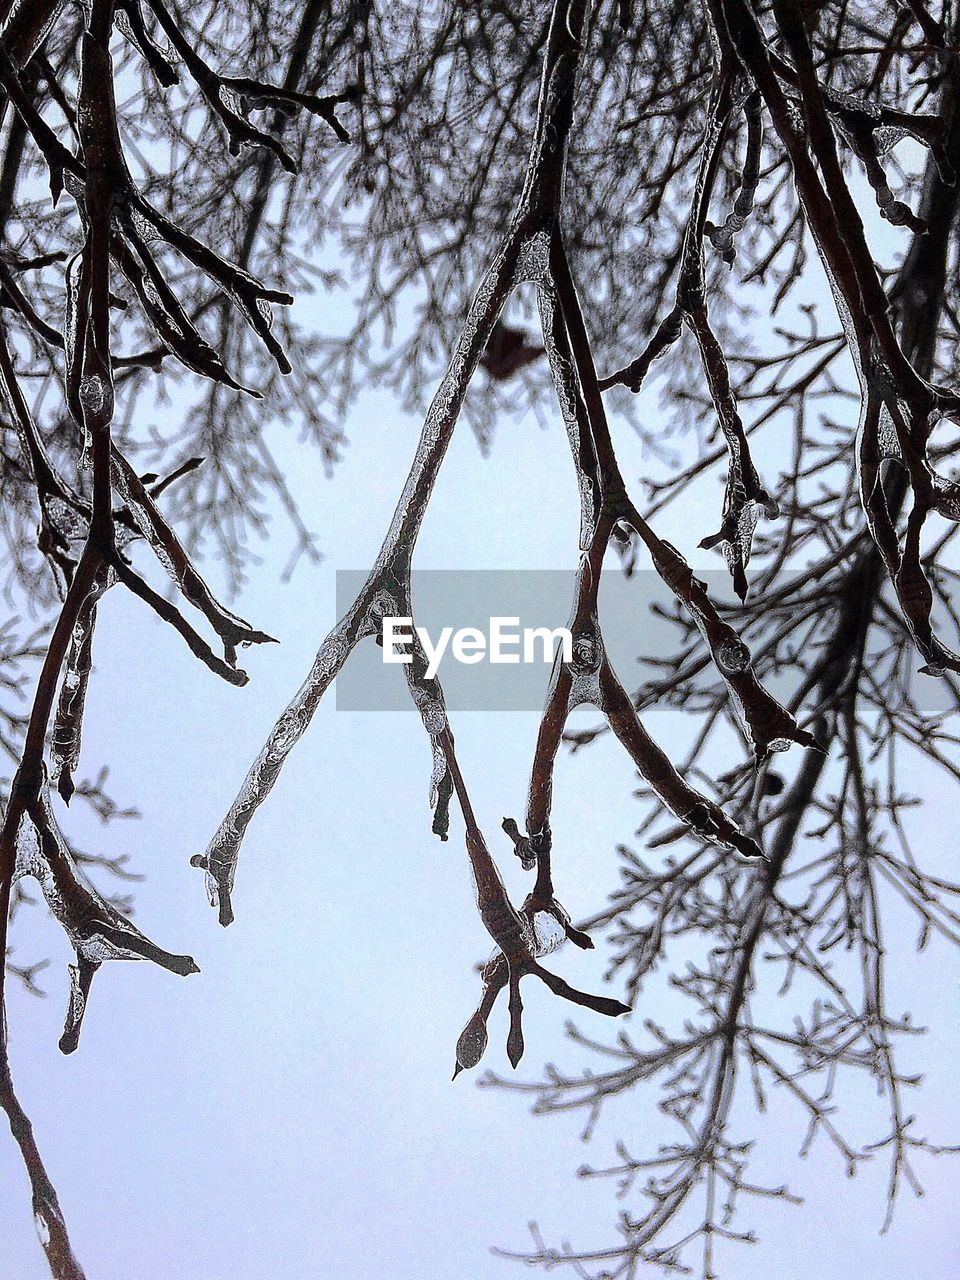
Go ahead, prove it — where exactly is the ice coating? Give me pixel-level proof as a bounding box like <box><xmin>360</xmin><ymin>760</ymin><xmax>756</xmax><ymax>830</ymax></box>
<box><xmin>408</xmin><ymin>678</ymin><xmax>447</xmax><ymax>736</ymax></box>
<box><xmin>597</xmin><ymin>661</ymin><xmax>762</xmax><ymax>858</ymax></box>
<box><xmin>453</xmin><ymin>889</ymin><xmax>629</xmax><ymax>1079</ymax></box>
<box><xmin>358</xmin><ymin>587</ymin><xmax>398</xmax><ymax>640</ymax></box>
<box><xmin>856</xmin><ymin>383</ymin><xmax>960</xmax><ymax>676</ymax></box>
<box><xmin>402</xmin><ymin>644</ymin><xmax>455</xmax><ymax>836</ymax></box>
<box><xmin>706</xmin><ymin>90</ymin><xmax>762</xmax><ymax>264</ymax></box>
<box><xmin>759</xmin><ymin>37</ymin><xmax>960</xmax><ymax>681</ymax></box>
<box><xmin>193</xmin><ymin>621</ymin><xmax>353</xmax><ymax>924</ymax></box>
<box><xmin>565</xmin><ymin>621</ymin><xmax>605</xmax><ymax>710</ymax></box>
<box><xmin>535</xmin><ymin>224</ymin><xmax>809</xmax><ymax>761</ymax></box>
<box><xmin>517</xmin><ymin>215</ymin><xmax>776</xmax><ymax>855</ymax></box>
<box><xmin>428</xmin><ymin>738</ymin><xmax>447</xmax><ymax>810</ymax></box>
<box><xmin>44</xmin><ymin>497</ymin><xmax>87</xmax><ymax>546</ymax></box>
<box><xmin>197</xmin><ymin>231</ymin><xmax>535</xmax><ymax>921</ymax></box>
<box><xmin>51</xmin><ymin>568</ymin><xmax>109</xmax><ymax>800</ymax></box>
<box><xmin>13</xmin><ymin>809</ymin><xmax>41</xmax><ymax>882</ymax></box>
<box><xmin>30</xmin><ymin>786</ymin><xmax>185</xmax><ymax>964</ymax></box>
<box><xmin>2</xmin><ymin>0</ymin><xmax>67</xmax><ymax>65</ymax></box>
<box><xmin>62</xmin><ymin>251</ymin><xmax>87</xmax><ymax>438</ymax></box>
<box><xmin>29</xmin><ymin>1184</ymin><xmax>84</xmax><ymax>1280</ymax></box>
<box><xmin>644</xmin><ymin>72</ymin><xmax>778</xmax><ymax>600</ymax></box>
<box><xmin>129</xmin><ymin>207</ymin><xmax>160</xmax><ymax>246</ymax></box>
<box><xmin>197</xmin><ymin>0</ymin><xmax>607</xmax><ymax>925</ymax></box>
<box><xmin>78</xmin><ymin>372</ymin><xmax>110</xmax><ymax>417</ymax></box>
<box><xmin>820</xmin><ymin>80</ymin><xmax>953</xmax><ymax>229</ymax></box>
<box><xmin>366</xmin><ymin>241</ymin><xmax>519</xmax><ymax>568</ymax></box>
<box><xmin>933</xmin><ymin>470</ymin><xmax>960</xmax><ymax>522</ymax></box>
<box><xmin>219</xmin><ymin>83</ymin><xmax>242</xmax><ymax>115</ymax></box>
<box><xmin>34</xmin><ymin>1208</ymin><xmax>51</xmax><ymax>1249</ymax></box>
<box><xmin>454</xmin><ymin>1009</ymin><xmax>488</xmax><ymax>1071</ymax></box>
<box><xmin>529</xmin><ymin>909</ymin><xmax>566</xmax><ymax>956</ymax></box>
<box><xmin>66</xmin><ymin>57</ymin><xmax>302</xmax><ymax>387</ymax></box>
<box><xmin>515</xmin><ymin>229</ymin><xmax>551</xmax><ymax>285</ymax></box>
<box><xmin>688</xmin><ymin>313</ymin><xmax>778</xmax><ymax>602</ymax></box>
<box><xmin>698</xmin><ymin>620</ymin><xmax>815</xmax><ymax>759</ymax></box>
<box><xmin>120</xmin><ymin>174</ymin><xmax>296</xmax><ymax>372</ymax></box>
<box><xmin>16</xmin><ymin>784</ymin><xmax>197</xmax><ymax>1052</ymax></box>
<box><xmin>119</xmin><ymin>226</ymin><xmax>250</xmax><ymax>386</ymax></box>
<box><xmin>109</xmin><ymin>450</ymin><xmax>273</xmax><ymax>654</ymax></box>
<box><xmin>0</xmin><ymin>15</ymin><xmax>374</xmax><ymax>1273</ymax></box>
<box><xmin>715</xmin><ymin>636</ymin><xmax>751</xmax><ymax>675</ymax></box>
<box><xmin>629</xmin><ymin>526</ymin><xmax>817</xmax><ymax>757</ymax></box>
<box><xmin>138</xmin><ymin>277</ymin><xmax>182</xmax><ymax>340</ymax></box>
<box><xmin>877</xmin><ymin>403</ymin><xmax>902</xmax><ymax>458</ymax></box>
<box><xmin>537</xmin><ymin>276</ymin><xmax>596</xmax><ymax>549</ymax></box>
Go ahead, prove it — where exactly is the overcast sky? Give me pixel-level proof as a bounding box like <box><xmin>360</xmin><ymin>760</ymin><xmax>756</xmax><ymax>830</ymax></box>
<box><xmin>3</xmin><ymin>263</ymin><xmax>960</xmax><ymax>1279</ymax></box>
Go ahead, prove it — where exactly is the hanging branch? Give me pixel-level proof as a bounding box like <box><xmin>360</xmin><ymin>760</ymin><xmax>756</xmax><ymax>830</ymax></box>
<box><xmin>196</xmin><ymin>0</ymin><xmax>592</xmax><ymax>926</ymax></box>
<box><xmin>201</xmin><ymin>1</ymin><xmax>826</xmax><ymax>1090</ymax></box>
<box><xmin>705</xmin><ymin>88</ymin><xmax>763</xmax><ymax>263</ymax></box>
<box><xmin>489</xmin><ymin>9</ymin><xmax>960</xmax><ymax>1276</ymax></box>
<box><xmin>0</xmin><ymin>1</ymin><xmax>355</xmax><ymax>1273</ymax></box>
<box><xmin>712</xmin><ymin>0</ymin><xmax>960</xmax><ymax>673</ymax></box>
<box><xmin>196</xmin><ymin>0</ymin><xmax>637</xmax><ymax>1065</ymax></box>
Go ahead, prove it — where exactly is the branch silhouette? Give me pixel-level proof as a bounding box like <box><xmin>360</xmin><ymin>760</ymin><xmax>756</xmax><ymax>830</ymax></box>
<box><xmin>2</xmin><ymin>1</ymin><xmax>960</xmax><ymax>1277</ymax></box>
